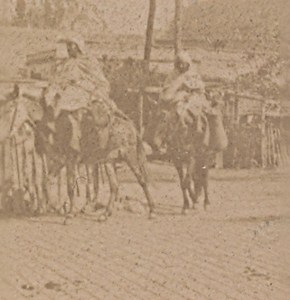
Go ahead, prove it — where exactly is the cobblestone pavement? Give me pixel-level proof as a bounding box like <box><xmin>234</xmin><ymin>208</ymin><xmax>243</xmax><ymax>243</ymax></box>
<box><xmin>0</xmin><ymin>165</ymin><xmax>289</xmax><ymax>300</ymax></box>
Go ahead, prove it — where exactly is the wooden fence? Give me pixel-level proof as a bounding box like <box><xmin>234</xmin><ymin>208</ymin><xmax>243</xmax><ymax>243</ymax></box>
<box><xmin>222</xmin><ymin>95</ymin><xmax>288</xmax><ymax>168</ymax></box>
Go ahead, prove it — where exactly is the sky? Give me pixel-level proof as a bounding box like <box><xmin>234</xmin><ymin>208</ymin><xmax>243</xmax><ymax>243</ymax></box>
<box><xmin>96</xmin><ymin>0</ymin><xmax>198</xmax><ymax>35</ymax></box>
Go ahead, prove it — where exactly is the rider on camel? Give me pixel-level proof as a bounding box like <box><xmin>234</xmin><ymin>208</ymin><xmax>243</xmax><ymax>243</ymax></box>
<box><xmin>160</xmin><ymin>51</ymin><xmax>209</xmax><ymax>132</ymax></box>
<box><xmin>45</xmin><ymin>33</ymin><xmax>128</xmax><ymax>152</ymax></box>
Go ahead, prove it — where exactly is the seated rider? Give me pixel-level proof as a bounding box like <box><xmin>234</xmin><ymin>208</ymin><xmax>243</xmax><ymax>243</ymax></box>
<box><xmin>49</xmin><ymin>34</ymin><xmax>112</xmax><ymax>115</ymax></box>
<box><xmin>160</xmin><ymin>51</ymin><xmax>209</xmax><ymax>131</ymax></box>
<box><xmin>45</xmin><ymin>34</ymin><xmax>127</xmax><ymax>152</ymax></box>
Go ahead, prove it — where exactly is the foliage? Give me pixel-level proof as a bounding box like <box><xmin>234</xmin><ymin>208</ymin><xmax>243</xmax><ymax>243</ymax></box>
<box><xmin>44</xmin><ymin>0</ymin><xmax>54</xmax><ymax>28</ymax></box>
<box><xmin>3</xmin><ymin>0</ymin><xmax>106</xmax><ymax>36</ymax></box>
<box><xmin>160</xmin><ymin>0</ymin><xmax>279</xmax><ymax>53</ymax></box>
<box><xmin>234</xmin><ymin>57</ymin><xmax>281</xmax><ymax>99</ymax></box>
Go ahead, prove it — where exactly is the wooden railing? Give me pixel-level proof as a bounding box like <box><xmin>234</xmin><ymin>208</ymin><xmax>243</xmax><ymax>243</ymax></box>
<box><xmin>26</xmin><ymin>49</ymin><xmax>57</xmax><ymax>65</ymax></box>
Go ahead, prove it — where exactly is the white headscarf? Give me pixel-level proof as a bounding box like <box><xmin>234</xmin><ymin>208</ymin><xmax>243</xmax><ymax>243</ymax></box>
<box><xmin>56</xmin><ymin>33</ymin><xmax>86</xmax><ymax>55</ymax></box>
<box><xmin>176</xmin><ymin>51</ymin><xmax>192</xmax><ymax>65</ymax></box>
<box><xmin>176</xmin><ymin>51</ymin><xmax>201</xmax><ymax>65</ymax></box>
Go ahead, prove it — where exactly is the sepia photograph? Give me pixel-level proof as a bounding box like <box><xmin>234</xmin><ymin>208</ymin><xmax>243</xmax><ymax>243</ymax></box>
<box><xmin>0</xmin><ymin>0</ymin><xmax>289</xmax><ymax>299</ymax></box>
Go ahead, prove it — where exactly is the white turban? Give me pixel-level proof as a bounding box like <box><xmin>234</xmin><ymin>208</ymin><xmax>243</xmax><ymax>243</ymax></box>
<box><xmin>57</xmin><ymin>33</ymin><xmax>86</xmax><ymax>55</ymax></box>
<box><xmin>176</xmin><ymin>51</ymin><xmax>201</xmax><ymax>64</ymax></box>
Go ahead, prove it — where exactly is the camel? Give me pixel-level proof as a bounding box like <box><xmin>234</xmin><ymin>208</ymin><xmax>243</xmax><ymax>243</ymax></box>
<box><xmin>152</xmin><ymin>101</ymin><xmax>227</xmax><ymax>214</ymax></box>
<box><xmin>35</xmin><ymin>98</ymin><xmax>155</xmax><ymax>222</ymax></box>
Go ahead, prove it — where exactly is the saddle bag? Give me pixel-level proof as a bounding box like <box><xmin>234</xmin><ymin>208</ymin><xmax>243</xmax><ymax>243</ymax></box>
<box><xmin>207</xmin><ymin>111</ymin><xmax>228</xmax><ymax>152</ymax></box>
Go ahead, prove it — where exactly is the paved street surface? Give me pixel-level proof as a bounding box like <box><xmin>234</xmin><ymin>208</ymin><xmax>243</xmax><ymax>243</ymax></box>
<box><xmin>1</xmin><ymin>164</ymin><xmax>289</xmax><ymax>300</ymax></box>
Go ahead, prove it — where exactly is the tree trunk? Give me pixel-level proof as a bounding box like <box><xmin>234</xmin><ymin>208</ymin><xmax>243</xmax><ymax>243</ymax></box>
<box><xmin>174</xmin><ymin>0</ymin><xmax>183</xmax><ymax>55</ymax></box>
<box><xmin>144</xmin><ymin>0</ymin><xmax>156</xmax><ymax>62</ymax></box>
<box><xmin>142</xmin><ymin>0</ymin><xmax>156</xmax><ymax>137</ymax></box>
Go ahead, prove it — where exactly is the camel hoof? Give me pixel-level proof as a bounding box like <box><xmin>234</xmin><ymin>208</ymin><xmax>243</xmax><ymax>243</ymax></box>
<box><xmin>63</xmin><ymin>213</ymin><xmax>74</xmax><ymax>225</ymax></box>
<box><xmin>66</xmin><ymin>213</ymin><xmax>74</xmax><ymax>219</ymax></box>
<box><xmin>149</xmin><ymin>211</ymin><xmax>156</xmax><ymax>219</ymax></box>
<box><xmin>106</xmin><ymin>209</ymin><xmax>112</xmax><ymax>217</ymax></box>
<box><xmin>182</xmin><ymin>208</ymin><xmax>189</xmax><ymax>215</ymax></box>
<box><xmin>37</xmin><ymin>207</ymin><xmax>46</xmax><ymax>215</ymax></box>
<box><xmin>95</xmin><ymin>202</ymin><xmax>106</xmax><ymax>211</ymax></box>
<box><xmin>204</xmin><ymin>202</ymin><xmax>210</xmax><ymax>211</ymax></box>
<box><xmin>98</xmin><ymin>214</ymin><xmax>108</xmax><ymax>222</ymax></box>
<box><xmin>63</xmin><ymin>218</ymin><xmax>70</xmax><ymax>225</ymax></box>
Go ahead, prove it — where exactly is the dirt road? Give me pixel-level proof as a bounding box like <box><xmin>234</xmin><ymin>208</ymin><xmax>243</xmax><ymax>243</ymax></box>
<box><xmin>0</xmin><ymin>164</ymin><xmax>289</xmax><ymax>300</ymax></box>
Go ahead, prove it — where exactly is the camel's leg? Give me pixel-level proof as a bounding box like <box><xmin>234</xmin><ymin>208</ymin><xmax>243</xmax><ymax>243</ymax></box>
<box><xmin>41</xmin><ymin>154</ymin><xmax>49</xmax><ymax>213</ymax></box>
<box><xmin>102</xmin><ymin>163</ymin><xmax>119</xmax><ymax>219</ymax></box>
<box><xmin>85</xmin><ymin>164</ymin><xmax>92</xmax><ymax>204</ymax></box>
<box><xmin>66</xmin><ymin>163</ymin><xmax>75</xmax><ymax>214</ymax></box>
<box><xmin>193</xmin><ymin>179</ymin><xmax>202</xmax><ymax>202</ymax></box>
<box><xmin>187</xmin><ymin>179</ymin><xmax>197</xmax><ymax>207</ymax></box>
<box><xmin>63</xmin><ymin>163</ymin><xmax>76</xmax><ymax>224</ymax></box>
<box><xmin>27</xmin><ymin>144</ymin><xmax>38</xmax><ymax>213</ymax></box>
<box><xmin>75</xmin><ymin>164</ymin><xmax>81</xmax><ymax>197</ymax></box>
<box><xmin>202</xmin><ymin>165</ymin><xmax>210</xmax><ymax>210</ymax></box>
<box><xmin>174</xmin><ymin>160</ymin><xmax>190</xmax><ymax>214</ymax></box>
<box><xmin>186</xmin><ymin>157</ymin><xmax>198</xmax><ymax>209</ymax></box>
<box><xmin>196</xmin><ymin>151</ymin><xmax>210</xmax><ymax>210</ymax></box>
<box><xmin>125</xmin><ymin>153</ymin><xmax>155</xmax><ymax>218</ymax></box>
<box><xmin>92</xmin><ymin>163</ymin><xmax>100</xmax><ymax>204</ymax></box>
<box><xmin>190</xmin><ymin>151</ymin><xmax>210</xmax><ymax>210</ymax></box>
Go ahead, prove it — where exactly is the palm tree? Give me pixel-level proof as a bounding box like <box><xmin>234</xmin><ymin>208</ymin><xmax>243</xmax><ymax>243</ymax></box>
<box><xmin>144</xmin><ymin>0</ymin><xmax>156</xmax><ymax>62</ymax></box>
<box><xmin>174</xmin><ymin>0</ymin><xmax>182</xmax><ymax>55</ymax></box>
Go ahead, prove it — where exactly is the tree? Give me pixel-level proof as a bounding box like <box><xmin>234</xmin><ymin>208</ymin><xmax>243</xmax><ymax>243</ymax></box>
<box><xmin>15</xmin><ymin>0</ymin><xmax>26</xmax><ymax>26</ymax></box>
<box><xmin>174</xmin><ymin>0</ymin><xmax>182</xmax><ymax>55</ymax></box>
<box><xmin>54</xmin><ymin>0</ymin><xmax>65</xmax><ymax>27</ymax></box>
<box><xmin>144</xmin><ymin>0</ymin><xmax>156</xmax><ymax>62</ymax></box>
<box><xmin>44</xmin><ymin>0</ymin><xmax>54</xmax><ymax>28</ymax></box>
